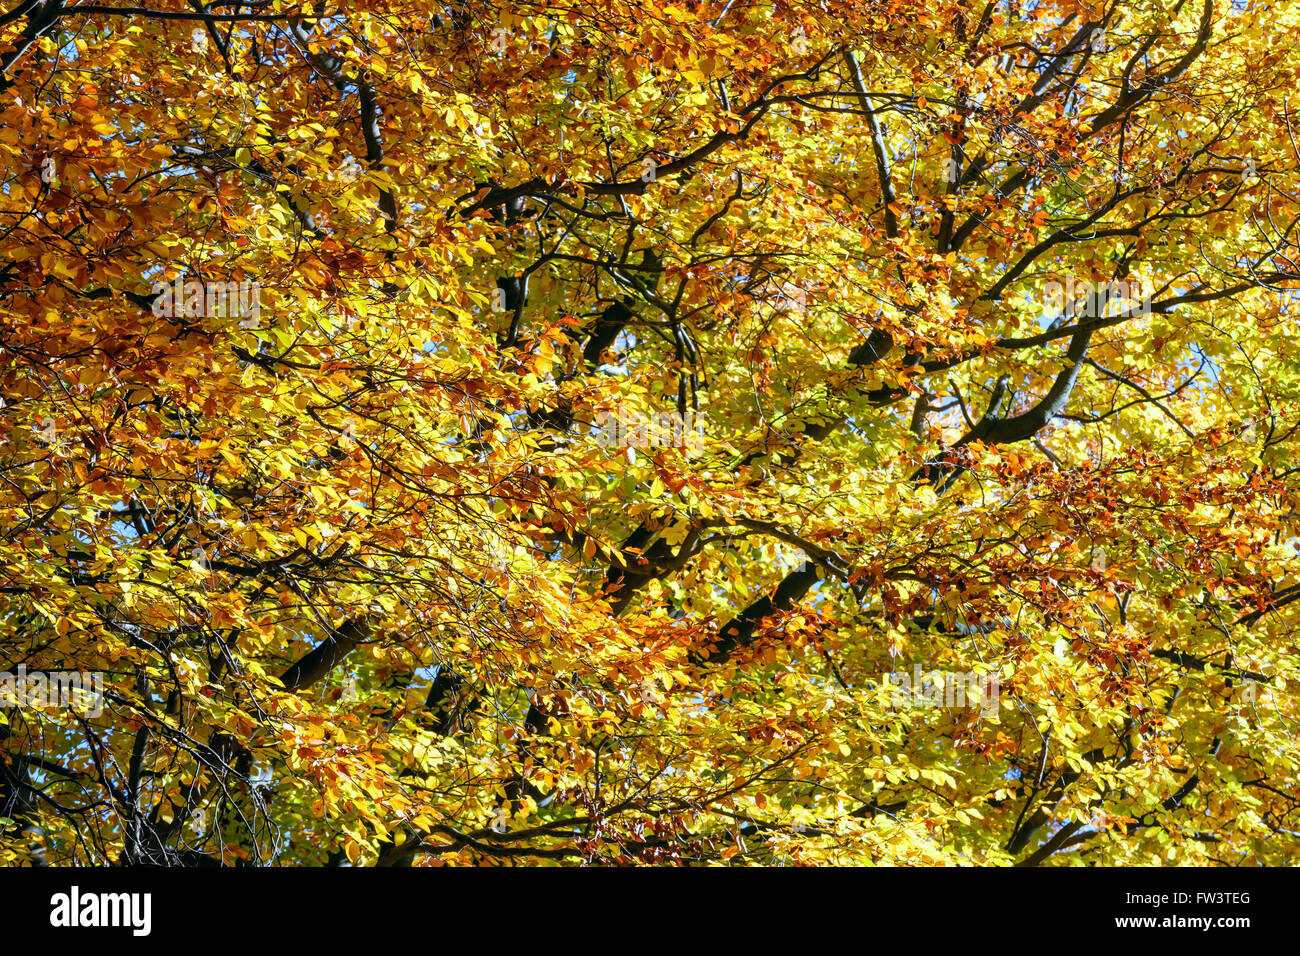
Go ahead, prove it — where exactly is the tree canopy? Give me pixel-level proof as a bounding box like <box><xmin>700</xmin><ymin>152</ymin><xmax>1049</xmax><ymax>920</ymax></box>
<box><xmin>2</xmin><ymin>0</ymin><xmax>1300</xmax><ymax>866</ymax></box>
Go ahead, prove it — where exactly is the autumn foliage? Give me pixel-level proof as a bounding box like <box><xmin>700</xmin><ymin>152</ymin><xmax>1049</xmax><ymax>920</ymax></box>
<box><xmin>2</xmin><ymin>0</ymin><xmax>1300</xmax><ymax>866</ymax></box>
